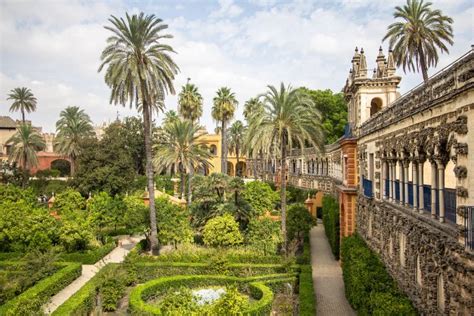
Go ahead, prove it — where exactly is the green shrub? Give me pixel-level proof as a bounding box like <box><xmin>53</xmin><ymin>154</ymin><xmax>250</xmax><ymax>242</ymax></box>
<box><xmin>322</xmin><ymin>195</ymin><xmax>340</xmax><ymax>259</ymax></box>
<box><xmin>298</xmin><ymin>265</ymin><xmax>316</xmax><ymax>316</ymax></box>
<box><xmin>98</xmin><ymin>268</ymin><xmax>128</xmax><ymax>311</ymax></box>
<box><xmin>53</xmin><ymin>188</ymin><xmax>86</xmax><ymax>214</ymax></box>
<box><xmin>58</xmin><ymin>242</ymin><xmax>116</xmax><ymax>264</ymax></box>
<box><xmin>286</xmin><ymin>185</ymin><xmax>316</xmax><ymax>204</ymax></box>
<box><xmin>155</xmin><ymin>196</ymin><xmax>193</xmax><ymax>246</ymax></box>
<box><xmin>203</xmin><ymin>214</ymin><xmax>243</xmax><ymax>247</ymax></box>
<box><xmin>242</xmin><ymin>181</ymin><xmax>279</xmax><ymax>216</ymax></box>
<box><xmin>341</xmin><ymin>234</ymin><xmax>417</xmax><ymax>315</ymax></box>
<box><xmin>128</xmin><ymin>274</ymin><xmax>280</xmax><ymax>315</ymax></box>
<box><xmin>52</xmin><ymin>264</ymin><xmax>120</xmax><ymax>315</ymax></box>
<box><xmin>246</xmin><ymin>218</ymin><xmax>282</xmax><ymax>255</ymax></box>
<box><xmin>210</xmin><ymin>285</ymin><xmax>249</xmax><ymax>315</ymax></box>
<box><xmin>0</xmin><ymin>262</ymin><xmax>81</xmax><ymax>315</ymax></box>
<box><xmin>287</xmin><ymin>204</ymin><xmax>313</xmax><ymax>242</ymax></box>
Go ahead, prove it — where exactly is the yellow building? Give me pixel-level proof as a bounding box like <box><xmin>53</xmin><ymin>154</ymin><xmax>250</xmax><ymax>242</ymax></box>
<box><xmin>196</xmin><ymin>130</ymin><xmax>246</xmax><ymax>177</ymax></box>
<box><xmin>0</xmin><ymin>116</ymin><xmax>18</xmax><ymax>162</ymax></box>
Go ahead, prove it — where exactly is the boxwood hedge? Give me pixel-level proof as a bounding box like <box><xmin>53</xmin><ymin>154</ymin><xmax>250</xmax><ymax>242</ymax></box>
<box><xmin>322</xmin><ymin>195</ymin><xmax>340</xmax><ymax>259</ymax></box>
<box><xmin>0</xmin><ymin>262</ymin><xmax>81</xmax><ymax>315</ymax></box>
<box><xmin>341</xmin><ymin>234</ymin><xmax>417</xmax><ymax>315</ymax></box>
<box><xmin>298</xmin><ymin>265</ymin><xmax>316</xmax><ymax>316</ymax></box>
<box><xmin>129</xmin><ymin>274</ymin><xmax>292</xmax><ymax>315</ymax></box>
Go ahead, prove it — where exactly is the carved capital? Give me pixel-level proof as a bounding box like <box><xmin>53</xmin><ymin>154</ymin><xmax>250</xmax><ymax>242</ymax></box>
<box><xmin>456</xmin><ymin>206</ymin><xmax>467</xmax><ymax>217</ymax></box>
<box><xmin>453</xmin><ymin>115</ymin><xmax>468</xmax><ymax>135</ymax></box>
<box><xmin>454</xmin><ymin>142</ymin><xmax>468</xmax><ymax>155</ymax></box>
<box><xmin>456</xmin><ymin>186</ymin><xmax>469</xmax><ymax>198</ymax></box>
<box><xmin>453</xmin><ymin>166</ymin><xmax>467</xmax><ymax>179</ymax></box>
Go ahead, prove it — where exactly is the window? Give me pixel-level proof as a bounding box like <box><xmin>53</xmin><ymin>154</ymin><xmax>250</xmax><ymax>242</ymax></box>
<box><xmin>370</xmin><ymin>97</ymin><xmax>383</xmax><ymax>116</ymax></box>
<box><xmin>210</xmin><ymin>145</ymin><xmax>217</xmax><ymax>155</ymax></box>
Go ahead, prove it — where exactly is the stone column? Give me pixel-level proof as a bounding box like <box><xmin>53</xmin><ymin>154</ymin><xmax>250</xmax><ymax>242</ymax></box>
<box><xmin>390</xmin><ymin>161</ymin><xmax>395</xmax><ymax>202</ymax></box>
<box><xmin>437</xmin><ymin>160</ymin><xmax>445</xmax><ymax>223</ymax></box>
<box><xmin>399</xmin><ymin>160</ymin><xmax>405</xmax><ymax>204</ymax></box>
<box><xmin>381</xmin><ymin>159</ymin><xmax>386</xmax><ymax>199</ymax></box>
<box><xmin>404</xmin><ymin>160</ymin><xmax>409</xmax><ymax>206</ymax></box>
<box><xmin>430</xmin><ymin>160</ymin><xmax>437</xmax><ymax>219</ymax></box>
<box><xmin>418</xmin><ymin>158</ymin><xmax>425</xmax><ymax>214</ymax></box>
<box><xmin>412</xmin><ymin>160</ymin><xmax>418</xmax><ymax>211</ymax></box>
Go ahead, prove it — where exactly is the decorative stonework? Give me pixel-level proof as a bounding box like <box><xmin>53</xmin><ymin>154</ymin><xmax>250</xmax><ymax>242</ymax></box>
<box><xmin>357</xmin><ymin>196</ymin><xmax>474</xmax><ymax>315</ymax></box>
<box><xmin>456</xmin><ymin>187</ymin><xmax>469</xmax><ymax>198</ymax></box>
<box><xmin>453</xmin><ymin>166</ymin><xmax>468</xmax><ymax>179</ymax></box>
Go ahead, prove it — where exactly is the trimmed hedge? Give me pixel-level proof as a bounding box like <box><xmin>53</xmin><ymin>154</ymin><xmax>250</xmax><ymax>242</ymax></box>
<box><xmin>341</xmin><ymin>234</ymin><xmax>417</xmax><ymax>315</ymax></box>
<box><xmin>58</xmin><ymin>242</ymin><xmax>116</xmax><ymax>264</ymax></box>
<box><xmin>0</xmin><ymin>262</ymin><xmax>81</xmax><ymax>315</ymax></box>
<box><xmin>133</xmin><ymin>262</ymin><xmax>291</xmax><ymax>281</ymax></box>
<box><xmin>298</xmin><ymin>265</ymin><xmax>316</xmax><ymax>316</ymax></box>
<box><xmin>322</xmin><ymin>195</ymin><xmax>340</xmax><ymax>259</ymax></box>
<box><xmin>129</xmin><ymin>274</ymin><xmax>291</xmax><ymax>315</ymax></box>
<box><xmin>52</xmin><ymin>263</ymin><xmax>120</xmax><ymax>316</ymax></box>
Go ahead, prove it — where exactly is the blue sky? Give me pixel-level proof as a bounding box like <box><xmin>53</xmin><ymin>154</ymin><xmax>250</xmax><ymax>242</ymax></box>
<box><xmin>1</xmin><ymin>0</ymin><xmax>473</xmax><ymax>133</ymax></box>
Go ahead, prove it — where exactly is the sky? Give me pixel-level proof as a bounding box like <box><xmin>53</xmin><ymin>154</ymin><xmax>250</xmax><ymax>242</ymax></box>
<box><xmin>0</xmin><ymin>0</ymin><xmax>473</xmax><ymax>133</ymax></box>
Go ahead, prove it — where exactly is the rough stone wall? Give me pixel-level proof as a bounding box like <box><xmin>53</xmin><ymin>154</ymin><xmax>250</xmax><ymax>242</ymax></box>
<box><xmin>357</xmin><ymin>195</ymin><xmax>474</xmax><ymax>315</ymax></box>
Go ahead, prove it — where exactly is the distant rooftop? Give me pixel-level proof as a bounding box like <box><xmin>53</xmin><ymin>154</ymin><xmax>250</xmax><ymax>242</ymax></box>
<box><xmin>0</xmin><ymin>116</ymin><xmax>16</xmax><ymax>129</ymax></box>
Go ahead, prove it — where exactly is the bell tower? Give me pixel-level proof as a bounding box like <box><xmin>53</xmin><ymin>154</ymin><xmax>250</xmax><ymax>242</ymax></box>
<box><xmin>343</xmin><ymin>46</ymin><xmax>401</xmax><ymax>137</ymax></box>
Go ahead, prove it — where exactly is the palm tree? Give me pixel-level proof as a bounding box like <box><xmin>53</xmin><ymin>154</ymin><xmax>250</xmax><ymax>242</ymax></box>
<box><xmin>228</xmin><ymin>120</ymin><xmax>245</xmax><ymax>177</ymax></box>
<box><xmin>212</xmin><ymin>87</ymin><xmax>238</xmax><ymax>175</ymax></box>
<box><xmin>162</xmin><ymin>110</ymin><xmax>179</xmax><ymax>127</ymax></box>
<box><xmin>243</xmin><ymin>97</ymin><xmax>263</xmax><ymax>122</ymax></box>
<box><xmin>246</xmin><ymin>83</ymin><xmax>324</xmax><ymax>252</ymax></box>
<box><xmin>7</xmin><ymin>87</ymin><xmax>37</xmax><ymax>123</ymax></box>
<box><xmin>178</xmin><ymin>82</ymin><xmax>203</xmax><ymax>196</ymax></box>
<box><xmin>54</xmin><ymin>106</ymin><xmax>94</xmax><ymax>176</ymax></box>
<box><xmin>383</xmin><ymin>0</ymin><xmax>453</xmax><ymax>82</ymax></box>
<box><xmin>178</xmin><ymin>83</ymin><xmax>203</xmax><ymax>122</ymax></box>
<box><xmin>7</xmin><ymin>123</ymin><xmax>45</xmax><ymax>185</ymax></box>
<box><xmin>99</xmin><ymin>13</ymin><xmax>179</xmax><ymax>253</ymax></box>
<box><xmin>243</xmin><ymin>98</ymin><xmax>264</xmax><ymax>179</ymax></box>
<box><xmin>153</xmin><ymin>119</ymin><xmax>212</xmax><ymax>205</ymax></box>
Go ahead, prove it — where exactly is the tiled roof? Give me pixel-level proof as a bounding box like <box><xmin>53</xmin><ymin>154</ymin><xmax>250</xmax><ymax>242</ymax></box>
<box><xmin>0</xmin><ymin>116</ymin><xmax>17</xmax><ymax>128</ymax></box>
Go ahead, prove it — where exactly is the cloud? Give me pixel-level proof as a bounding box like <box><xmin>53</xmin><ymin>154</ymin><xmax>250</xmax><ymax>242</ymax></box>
<box><xmin>1</xmin><ymin>0</ymin><xmax>472</xmax><ymax>134</ymax></box>
<box><xmin>210</xmin><ymin>0</ymin><xmax>244</xmax><ymax>19</ymax></box>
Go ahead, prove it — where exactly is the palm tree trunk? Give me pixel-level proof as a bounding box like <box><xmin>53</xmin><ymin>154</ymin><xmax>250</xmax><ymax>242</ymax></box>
<box><xmin>252</xmin><ymin>151</ymin><xmax>257</xmax><ymax>180</ymax></box>
<box><xmin>142</xmin><ymin>99</ymin><xmax>159</xmax><ymax>254</ymax></box>
<box><xmin>22</xmin><ymin>152</ymin><xmax>28</xmax><ymax>187</ymax></box>
<box><xmin>221</xmin><ymin>121</ymin><xmax>227</xmax><ymax>174</ymax></box>
<box><xmin>187</xmin><ymin>164</ymin><xmax>193</xmax><ymax>206</ymax></box>
<box><xmin>21</xmin><ymin>109</ymin><xmax>25</xmax><ymax>124</ymax></box>
<box><xmin>280</xmin><ymin>133</ymin><xmax>288</xmax><ymax>254</ymax></box>
<box><xmin>236</xmin><ymin>147</ymin><xmax>240</xmax><ymax>177</ymax></box>
<box><xmin>180</xmin><ymin>166</ymin><xmax>185</xmax><ymax>199</ymax></box>
<box><xmin>418</xmin><ymin>46</ymin><xmax>429</xmax><ymax>82</ymax></box>
<box><xmin>70</xmin><ymin>156</ymin><xmax>75</xmax><ymax>177</ymax></box>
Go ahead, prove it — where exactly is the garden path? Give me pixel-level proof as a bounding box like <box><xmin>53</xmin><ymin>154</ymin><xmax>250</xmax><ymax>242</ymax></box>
<box><xmin>310</xmin><ymin>225</ymin><xmax>355</xmax><ymax>316</ymax></box>
<box><xmin>43</xmin><ymin>236</ymin><xmax>140</xmax><ymax>314</ymax></box>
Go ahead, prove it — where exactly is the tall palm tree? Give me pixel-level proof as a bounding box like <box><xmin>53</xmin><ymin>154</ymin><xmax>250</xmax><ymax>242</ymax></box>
<box><xmin>7</xmin><ymin>87</ymin><xmax>37</xmax><ymax>123</ymax></box>
<box><xmin>243</xmin><ymin>97</ymin><xmax>264</xmax><ymax>179</ymax></box>
<box><xmin>243</xmin><ymin>97</ymin><xmax>263</xmax><ymax>122</ymax></box>
<box><xmin>178</xmin><ymin>82</ymin><xmax>203</xmax><ymax>196</ymax></box>
<box><xmin>7</xmin><ymin>123</ymin><xmax>45</xmax><ymax>185</ymax></box>
<box><xmin>178</xmin><ymin>83</ymin><xmax>203</xmax><ymax>122</ymax></box>
<box><xmin>99</xmin><ymin>12</ymin><xmax>179</xmax><ymax>253</ymax></box>
<box><xmin>212</xmin><ymin>87</ymin><xmax>238</xmax><ymax>175</ymax></box>
<box><xmin>228</xmin><ymin>120</ymin><xmax>245</xmax><ymax>177</ymax></box>
<box><xmin>54</xmin><ymin>106</ymin><xmax>94</xmax><ymax>176</ymax></box>
<box><xmin>383</xmin><ymin>0</ymin><xmax>453</xmax><ymax>82</ymax></box>
<box><xmin>153</xmin><ymin>119</ymin><xmax>212</xmax><ymax>205</ymax></box>
<box><xmin>246</xmin><ymin>83</ymin><xmax>324</xmax><ymax>252</ymax></box>
<box><xmin>162</xmin><ymin>110</ymin><xmax>179</xmax><ymax>127</ymax></box>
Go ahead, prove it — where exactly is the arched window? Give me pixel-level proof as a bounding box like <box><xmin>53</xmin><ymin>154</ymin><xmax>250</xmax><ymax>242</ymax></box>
<box><xmin>370</xmin><ymin>97</ymin><xmax>383</xmax><ymax>116</ymax></box>
<box><xmin>210</xmin><ymin>145</ymin><xmax>217</xmax><ymax>155</ymax></box>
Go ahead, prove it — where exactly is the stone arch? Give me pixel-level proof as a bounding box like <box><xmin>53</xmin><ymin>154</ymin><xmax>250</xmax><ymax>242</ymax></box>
<box><xmin>370</xmin><ymin>97</ymin><xmax>383</xmax><ymax>116</ymax></box>
<box><xmin>50</xmin><ymin>159</ymin><xmax>71</xmax><ymax>176</ymax></box>
<box><xmin>236</xmin><ymin>161</ymin><xmax>246</xmax><ymax>177</ymax></box>
<box><xmin>227</xmin><ymin>161</ymin><xmax>234</xmax><ymax>176</ymax></box>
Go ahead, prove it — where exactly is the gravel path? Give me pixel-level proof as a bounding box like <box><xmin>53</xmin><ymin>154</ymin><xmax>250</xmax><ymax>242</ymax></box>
<box><xmin>310</xmin><ymin>225</ymin><xmax>355</xmax><ymax>316</ymax></box>
<box><xmin>43</xmin><ymin>236</ymin><xmax>140</xmax><ymax>314</ymax></box>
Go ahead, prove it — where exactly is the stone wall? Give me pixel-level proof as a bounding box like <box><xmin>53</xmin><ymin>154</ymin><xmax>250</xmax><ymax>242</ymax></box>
<box><xmin>357</xmin><ymin>195</ymin><xmax>474</xmax><ymax>315</ymax></box>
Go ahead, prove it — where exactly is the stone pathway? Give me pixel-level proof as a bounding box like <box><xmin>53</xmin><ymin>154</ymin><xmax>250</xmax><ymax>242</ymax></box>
<box><xmin>44</xmin><ymin>236</ymin><xmax>140</xmax><ymax>314</ymax></box>
<box><xmin>310</xmin><ymin>225</ymin><xmax>355</xmax><ymax>316</ymax></box>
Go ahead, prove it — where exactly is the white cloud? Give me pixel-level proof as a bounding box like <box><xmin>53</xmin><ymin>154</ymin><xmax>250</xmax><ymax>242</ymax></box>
<box><xmin>1</xmin><ymin>0</ymin><xmax>472</xmax><ymax>134</ymax></box>
<box><xmin>210</xmin><ymin>0</ymin><xmax>244</xmax><ymax>19</ymax></box>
